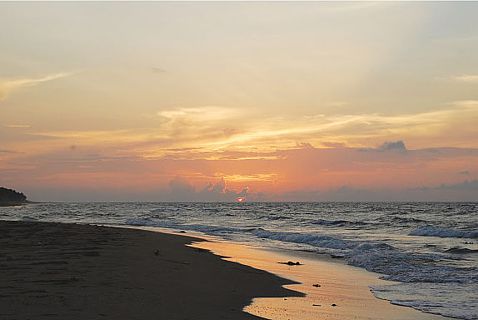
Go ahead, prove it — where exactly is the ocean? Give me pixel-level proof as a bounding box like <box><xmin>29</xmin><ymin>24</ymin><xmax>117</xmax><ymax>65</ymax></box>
<box><xmin>1</xmin><ymin>202</ymin><xmax>477</xmax><ymax>320</ymax></box>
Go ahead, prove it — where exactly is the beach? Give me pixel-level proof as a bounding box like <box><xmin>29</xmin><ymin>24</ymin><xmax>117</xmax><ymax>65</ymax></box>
<box><xmin>0</xmin><ymin>220</ymin><xmax>452</xmax><ymax>320</ymax></box>
<box><xmin>0</xmin><ymin>220</ymin><xmax>300</xmax><ymax>320</ymax></box>
<box><xmin>191</xmin><ymin>235</ymin><xmax>450</xmax><ymax>320</ymax></box>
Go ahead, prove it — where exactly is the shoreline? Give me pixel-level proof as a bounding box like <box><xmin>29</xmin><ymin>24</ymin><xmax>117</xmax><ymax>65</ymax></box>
<box><xmin>0</xmin><ymin>220</ymin><xmax>452</xmax><ymax>320</ymax></box>
<box><xmin>0</xmin><ymin>220</ymin><xmax>300</xmax><ymax>320</ymax></box>
<box><xmin>121</xmin><ymin>225</ymin><xmax>451</xmax><ymax>320</ymax></box>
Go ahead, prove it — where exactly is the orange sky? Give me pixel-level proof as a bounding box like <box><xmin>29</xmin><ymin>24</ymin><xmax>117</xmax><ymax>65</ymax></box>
<box><xmin>1</xmin><ymin>2</ymin><xmax>478</xmax><ymax>201</ymax></box>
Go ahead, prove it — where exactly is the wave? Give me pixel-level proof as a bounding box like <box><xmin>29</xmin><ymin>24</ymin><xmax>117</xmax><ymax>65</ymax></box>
<box><xmin>251</xmin><ymin>228</ymin><xmax>354</xmax><ymax>250</ymax></box>
<box><xmin>251</xmin><ymin>230</ymin><xmax>477</xmax><ymax>284</ymax></box>
<box><xmin>125</xmin><ymin>218</ymin><xmax>477</xmax><ymax>285</ymax></box>
<box><xmin>125</xmin><ymin>218</ymin><xmax>257</xmax><ymax>235</ymax></box>
<box><xmin>251</xmin><ymin>229</ymin><xmax>478</xmax><ymax>285</ymax></box>
<box><xmin>21</xmin><ymin>216</ymin><xmax>38</xmax><ymax>222</ymax></box>
<box><xmin>372</xmin><ymin>283</ymin><xmax>478</xmax><ymax>320</ymax></box>
<box><xmin>310</xmin><ymin>218</ymin><xmax>369</xmax><ymax>227</ymax></box>
<box><xmin>445</xmin><ymin>247</ymin><xmax>478</xmax><ymax>254</ymax></box>
<box><xmin>388</xmin><ymin>216</ymin><xmax>428</xmax><ymax>224</ymax></box>
<box><xmin>409</xmin><ymin>226</ymin><xmax>478</xmax><ymax>239</ymax></box>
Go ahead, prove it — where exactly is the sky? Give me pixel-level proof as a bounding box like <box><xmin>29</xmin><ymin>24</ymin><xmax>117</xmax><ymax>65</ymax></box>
<box><xmin>1</xmin><ymin>2</ymin><xmax>478</xmax><ymax>202</ymax></box>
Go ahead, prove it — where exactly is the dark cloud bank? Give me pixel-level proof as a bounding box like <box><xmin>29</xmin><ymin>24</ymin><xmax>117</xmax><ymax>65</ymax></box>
<box><xmin>22</xmin><ymin>179</ymin><xmax>478</xmax><ymax>202</ymax></box>
<box><xmin>272</xmin><ymin>180</ymin><xmax>478</xmax><ymax>202</ymax></box>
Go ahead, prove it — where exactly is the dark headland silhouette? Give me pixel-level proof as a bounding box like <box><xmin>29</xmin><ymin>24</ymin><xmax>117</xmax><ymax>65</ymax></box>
<box><xmin>0</xmin><ymin>187</ymin><xmax>28</xmax><ymax>206</ymax></box>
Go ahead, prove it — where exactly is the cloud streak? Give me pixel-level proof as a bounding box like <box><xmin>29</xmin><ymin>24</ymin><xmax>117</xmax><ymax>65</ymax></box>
<box><xmin>3</xmin><ymin>124</ymin><xmax>31</xmax><ymax>129</ymax></box>
<box><xmin>451</xmin><ymin>74</ymin><xmax>478</xmax><ymax>83</ymax></box>
<box><xmin>11</xmin><ymin>100</ymin><xmax>478</xmax><ymax>163</ymax></box>
<box><xmin>0</xmin><ymin>73</ymin><xmax>72</xmax><ymax>101</ymax></box>
<box><xmin>150</xmin><ymin>101</ymin><xmax>478</xmax><ymax>153</ymax></box>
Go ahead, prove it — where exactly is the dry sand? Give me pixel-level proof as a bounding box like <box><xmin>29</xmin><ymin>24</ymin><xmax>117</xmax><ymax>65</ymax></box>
<box><xmin>0</xmin><ymin>220</ymin><xmax>300</xmax><ymax>320</ymax></box>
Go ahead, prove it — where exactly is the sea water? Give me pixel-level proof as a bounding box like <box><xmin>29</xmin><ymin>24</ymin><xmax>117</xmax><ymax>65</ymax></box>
<box><xmin>1</xmin><ymin>202</ymin><xmax>477</xmax><ymax>319</ymax></box>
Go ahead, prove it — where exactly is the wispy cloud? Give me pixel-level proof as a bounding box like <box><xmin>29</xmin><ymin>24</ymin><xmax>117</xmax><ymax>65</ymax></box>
<box><xmin>158</xmin><ymin>106</ymin><xmax>239</xmax><ymax>123</ymax></box>
<box><xmin>20</xmin><ymin>101</ymin><xmax>478</xmax><ymax>162</ymax></box>
<box><xmin>0</xmin><ymin>73</ymin><xmax>72</xmax><ymax>101</ymax></box>
<box><xmin>0</xmin><ymin>149</ymin><xmax>17</xmax><ymax>154</ymax></box>
<box><xmin>4</xmin><ymin>124</ymin><xmax>31</xmax><ymax>129</ymax></box>
<box><xmin>151</xmin><ymin>67</ymin><xmax>166</xmax><ymax>73</ymax></box>
<box><xmin>450</xmin><ymin>100</ymin><xmax>478</xmax><ymax>107</ymax></box>
<box><xmin>451</xmin><ymin>74</ymin><xmax>478</xmax><ymax>83</ymax></box>
<box><xmin>191</xmin><ymin>101</ymin><xmax>478</xmax><ymax>151</ymax></box>
<box><xmin>218</xmin><ymin>173</ymin><xmax>278</xmax><ymax>183</ymax></box>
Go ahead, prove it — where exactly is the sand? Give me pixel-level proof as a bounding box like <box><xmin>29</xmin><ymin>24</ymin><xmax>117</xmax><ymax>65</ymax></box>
<box><xmin>190</xmin><ymin>235</ymin><xmax>450</xmax><ymax>320</ymax></box>
<box><xmin>0</xmin><ymin>221</ymin><xmax>300</xmax><ymax>320</ymax></box>
<box><xmin>0</xmin><ymin>221</ymin><xmax>451</xmax><ymax>320</ymax></box>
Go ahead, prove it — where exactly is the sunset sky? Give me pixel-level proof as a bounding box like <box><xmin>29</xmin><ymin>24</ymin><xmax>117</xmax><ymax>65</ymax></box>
<box><xmin>1</xmin><ymin>2</ymin><xmax>478</xmax><ymax>201</ymax></box>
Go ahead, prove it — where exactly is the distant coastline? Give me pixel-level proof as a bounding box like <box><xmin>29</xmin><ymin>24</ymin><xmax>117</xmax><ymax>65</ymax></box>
<box><xmin>0</xmin><ymin>202</ymin><xmax>29</xmax><ymax>207</ymax></box>
<box><xmin>0</xmin><ymin>187</ymin><xmax>28</xmax><ymax>206</ymax></box>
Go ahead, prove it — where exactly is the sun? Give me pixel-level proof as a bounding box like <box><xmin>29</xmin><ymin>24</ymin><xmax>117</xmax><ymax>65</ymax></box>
<box><xmin>236</xmin><ymin>197</ymin><xmax>246</xmax><ymax>203</ymax></box>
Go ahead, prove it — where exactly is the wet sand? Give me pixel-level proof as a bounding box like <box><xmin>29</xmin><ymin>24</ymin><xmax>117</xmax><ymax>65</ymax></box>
<box><xmin>191</xmin><ymin>237</ymin><xmax>451</xmax><ymax>320</ymax></box>
<box><xmin>0</xmin><ymin>220</ymin><xmax>300</xmax><ymax>320</ymax></box>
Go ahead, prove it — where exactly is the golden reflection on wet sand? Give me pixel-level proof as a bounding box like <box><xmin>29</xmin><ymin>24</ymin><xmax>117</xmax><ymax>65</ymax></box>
<box><xmin>129</xmin><ymin>227</ymin><xmax>448</xmax><ymax>320</ymax></box>
<box><xmin>192</xmin><ymin>239</ymin><xmax>448</xmax><ymax>320</ymax></box>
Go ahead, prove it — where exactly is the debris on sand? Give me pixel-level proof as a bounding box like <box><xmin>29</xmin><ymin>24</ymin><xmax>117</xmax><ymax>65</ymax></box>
<box><xmin>279</xmin><ymin>261</ymin><xmax>303</xmax><ymax>266</ymax></box>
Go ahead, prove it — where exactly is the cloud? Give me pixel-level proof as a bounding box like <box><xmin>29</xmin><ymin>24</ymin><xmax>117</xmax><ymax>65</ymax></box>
<box><xmin>296</xmin><ymin>142</ymin><xmax>315</xmax><ymax>149</ymax></box>
<box><xmin>450</xmin><ymin>100</ymin><xmax>478</xmax><ymax>107</ymax></box>
<box><xmin>4</xmin><ymin>124</ymin><xmax>31</xmax><ymax>129</ymax></box>
<box><xmin>0</xmin><ymin>149</ymin><xmax>17</xmax><ymax>154</ymax></box>
<box><xmin>168</xmin><ymin>176</ymin><xmax>195</xmax><ymax>194</ymax></box>
<box><xmin>377</xmin><ymin>140</ymin><xmax>407</xmax><ymax>152</ymax></box>
<box><xmin>436</xmin><ymin>179</ymin><xmax>478</xmax><ymax>191</ymax></box>
<box><xmin>451</xmin><ymin>74</ymin><xmax>478</xmax><ymax>83</ymax></box>
<box><xmin>4</xmin><ymin>142</ymin><xmax>478</xmax><ymax>201</ymax></box>
<box><xmin>268</xmin><ymin>179</ymin><xmax>478</xmax><ymax>202</ymax></box>
<box><xmin>158</xmin><ymin>106</ymin><xmax>239</xmax><ymax>123</ymax></box>
<box><xmin>151</xmin><ymin>67</ymin><xmax>166</xmax><ymax>73</ymax></box>
<box><xmin>220</xmin><ymin>173</ymin><xmax>278</xmax><ymax>182</ymax></box>
<box><xmin>359</xmin><ymin>140</ymin><xmax>408</xmax><ymax>153</ymax></box>
<box><xmin>162</xmin><ymin>101</ymin><xmax>478</xmax><ymax>152</ymax></box>
<box><xmin>165</xmin><ymin>177</ymin><xmax>248</xmax><ymax>202</ymax></box>
<box><xmin>24</xmin><ymin>100</ymin><xmax>478</xmax><ymax>163</ymax></box>
<box><xmin>0</xmin><ymin>73</ymin><xmax>71</xmax><ymax>101</ymax></box>
<box><xmin>7</xmin><ymin>100</ymin><xmax>475</xmax><ymax>175</ymax></box>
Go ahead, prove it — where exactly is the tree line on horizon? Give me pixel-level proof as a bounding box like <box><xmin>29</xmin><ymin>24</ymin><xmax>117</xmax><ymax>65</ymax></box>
<box><xmin>0</xmin><ymin>187</ymin><xmax>27</xmax><ymax>204</ymax></box>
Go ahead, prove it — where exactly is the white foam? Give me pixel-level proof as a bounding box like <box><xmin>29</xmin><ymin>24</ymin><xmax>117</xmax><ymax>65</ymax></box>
<box><xmin>372</xmin><ymin>282</ymin><xmax>478</xmax><ymax>320</ymax></box>
<box><xmin>410</xmin><ymin>226</ymin><xmax>478</xmax><ymax>239</ymax></box>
